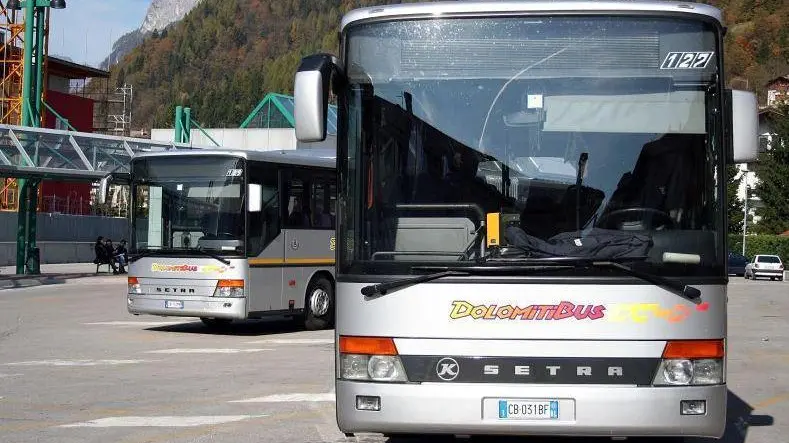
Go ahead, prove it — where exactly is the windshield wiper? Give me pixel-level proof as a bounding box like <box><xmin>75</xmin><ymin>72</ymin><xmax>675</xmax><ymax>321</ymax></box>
<box><xmin>589</xmin><ymin>260</ymin><xmax>701</xmax><ymax>303</ymax></box>
<box><xmin>360</xmin><ymin>263</ymin><xmax>577</xmax><ymax>298</ymax></box>
<box><xmin>361</xmin><ymin>256</ymin><xmax>701</xmax><ymax>304</ymax></box>
<box><xmin>485</xmin><ymin>256</ymin><xmax>700</xmax><ymax>303</ymax></box>
<box><xmin>195</xmin><ymin>247</ymin><xmax>231</xmax><ymax>265</ymax></box>
<box><xmin>361</xmin><ymin>270</ymin><xmax>470</xmax><ymax>298</ymax></box>
<box><xmin>128</xmin><ymin>250</ymin><xmax>157</xmax><ymax>263</ymax></box>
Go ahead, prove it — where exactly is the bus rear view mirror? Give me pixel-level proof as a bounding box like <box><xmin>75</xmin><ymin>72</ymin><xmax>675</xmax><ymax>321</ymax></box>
<box><xmin>98</xmin><ymin>175</ymin><xmax>110</xmax><ymax>205</ymax></box>
<box><xmin>248</xmin><ymin>183</ymin><xmax>262</xmax><ymax>212</ymax></box>
<box><xmin>728</xmin><ymin>89</ymin><xmax>759</xmax><ymax>163</ymax></box>
<box><xmin>294</xmin><ymin>53</ymin><xmax>340</xmax><ymax>142</ymax></box>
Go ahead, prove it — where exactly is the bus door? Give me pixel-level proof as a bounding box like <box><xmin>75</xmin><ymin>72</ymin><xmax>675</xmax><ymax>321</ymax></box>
<box><xmin>247</xmin><ymin>162</ymin><xmax>285</xmax><ymax>313</ymax></box>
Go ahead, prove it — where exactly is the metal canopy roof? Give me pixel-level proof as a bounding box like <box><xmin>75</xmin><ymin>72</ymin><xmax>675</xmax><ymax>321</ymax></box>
<box><xmin>240</xmin><ymin>92</ymin><xmax>338</xmax><ymax>135</ymax></box>
<box><xmin>0</xmin><ymin>124</ymin><xmax>203</xmax><ymax>181</ymax></box>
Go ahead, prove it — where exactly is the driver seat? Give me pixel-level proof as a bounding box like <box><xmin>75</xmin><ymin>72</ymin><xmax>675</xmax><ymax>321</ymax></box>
<box><xmin>601</xmin><ymin>133</ymin><xmax>701</xmax><ymax>230</ymax></box>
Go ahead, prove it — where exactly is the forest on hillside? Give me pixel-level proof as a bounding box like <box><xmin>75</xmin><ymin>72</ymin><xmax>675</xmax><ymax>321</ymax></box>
<box><xmin>101</xmin><ymin>0</ymin><xmax>789</xmax><ymax>130</ymax></box>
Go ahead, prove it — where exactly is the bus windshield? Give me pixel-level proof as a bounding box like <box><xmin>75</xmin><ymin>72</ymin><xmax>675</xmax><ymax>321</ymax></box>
<box><xmin>131</xmin><ymin>156</ymin><xmax>246</xmax><ymax>256</ymax></box>
<box><xmin>340</xmin><ymin>16</ymin><xmax>724</xmax><ymax>277</ymax></box>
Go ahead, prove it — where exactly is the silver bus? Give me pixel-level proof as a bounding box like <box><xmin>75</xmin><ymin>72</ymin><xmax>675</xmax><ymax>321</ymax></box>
<box><xmin>123</xmin><ymin>148</ymin><xmax>337</xmax><ymax>330</ymax></box>
<box><xmin>293</xmin><ymin>0</ymin><xmax>759</xmax><ymax>439</ymax></box>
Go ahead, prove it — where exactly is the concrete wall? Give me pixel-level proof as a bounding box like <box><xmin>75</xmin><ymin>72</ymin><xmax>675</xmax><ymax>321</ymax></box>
<box><xmin>0</xmin><ymin>212</ymin><xmax>128</xmax><ymax>266</ymax></box>
<box><xmin>150</xmin><ymin>128</ymin><xmax>336</xmax><ymax>152</ymax></box>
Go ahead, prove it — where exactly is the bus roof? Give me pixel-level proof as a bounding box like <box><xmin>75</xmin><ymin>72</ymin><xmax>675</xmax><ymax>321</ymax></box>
<box><xmin>133</xmin><ymin>148</ymin><xmax>336</xmax><ymax>169</ymax></box>
<box><xmin>340</xmin><ymin>0</ymin><xmax>723</xmax><ymax>32</ymax></box>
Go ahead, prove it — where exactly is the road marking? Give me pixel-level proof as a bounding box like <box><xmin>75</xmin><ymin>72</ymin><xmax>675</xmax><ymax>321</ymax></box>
<box><xmin>83</xmin><ymin>321</ymin><xmax>191</xmax><ymax>327</ymax></box>
<box><xmin>0</xmin><ymin>373</ymin><xmax>22</xmax><ymax>378</ymax></box>
<box><xmin>146</xmin><ymin>348</ymin><xmax>272</xmax><ymax>354</ymax></box>
<box><xmin>58</xmin><ymin>415</ymin><xmax>267</xmax><ymax>428</ymax></box>
<box><xmin>246</xmin><ymin>338</ymin><xmax>333</xmax><ymax>345</ymax></box>
<box><xmin>3</xmin><ymin>360</ymin><xmax>150</xmax><ymax>367</ymax></box>
<box><xmin>754</xmin><ymin>392</ymin><xmax>789</xmax><ymax>409</ymax></box>
<box><xmin>229</xmin><ymin>392</ymin><xmax>335</xmax><ymax>403</ymax></box>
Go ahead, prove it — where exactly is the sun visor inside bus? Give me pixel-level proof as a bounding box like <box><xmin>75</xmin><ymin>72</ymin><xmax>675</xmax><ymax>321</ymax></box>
<box><xmin>533</xmin><ymin>91</ymin><xmax>706</xmax><ymax>134</ymax></box>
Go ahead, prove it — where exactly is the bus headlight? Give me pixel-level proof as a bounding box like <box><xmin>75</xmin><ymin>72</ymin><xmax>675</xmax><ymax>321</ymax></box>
<box><xmin>339</xmin><ymin>336</ymin><xmax>408</xmax><ymax>383</ymax></box>
<box><xmin>340</xmin><ymin>354</ymin><xmax>407</xmax><ymax>382</ymax></box>
<box><xmin>653</xmin><ymin>340</ymin><xmax>724</xmax><ymax>386</ymax></box>
<box><xmin>213</xmin><ymin>280</ymin><xmax>244</xmax><ymax>298</ymax></box>
<box><xmin>658</xmin><ymin>360</ymin><xmax>694</xmax><ymax>385</ymax></box>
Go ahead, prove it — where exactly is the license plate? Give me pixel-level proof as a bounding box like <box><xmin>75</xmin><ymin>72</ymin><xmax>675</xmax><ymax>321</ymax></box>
<box><xmin>498</xmin><ymin>400</ymin><xmax>559</xmax><ymax>420</ymax></box>
<box><xmin>165</xmin><ymin>300</ymin><xmax>184</xmax><ymax>309</ymax></box>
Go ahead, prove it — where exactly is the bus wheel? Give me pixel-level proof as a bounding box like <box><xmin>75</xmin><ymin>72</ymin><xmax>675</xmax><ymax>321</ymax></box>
<box><xmin>304</xmin><ymin>276</ymin><xmax>334</xmax><ymax>331</ymax></box>
<box><xmin>200</xmin><ymin>317</ymin><xmax>232</xmax><ymax>328</ymax></box>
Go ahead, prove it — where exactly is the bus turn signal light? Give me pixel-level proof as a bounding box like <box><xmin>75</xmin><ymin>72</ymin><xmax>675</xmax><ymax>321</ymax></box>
<box><xmin>339</xmin><ymin>336</ymin><xmax>398</xmax><ymax>356</ymax></box>
<box><xmin>216</xmin><ymin>279</ymin><xmax>244</xmax><ymax>288</ymax></box>
<box><xmin>662</xmin><ymin>340</ymin><xmax>724</xmax><ymax>359</ymax></box>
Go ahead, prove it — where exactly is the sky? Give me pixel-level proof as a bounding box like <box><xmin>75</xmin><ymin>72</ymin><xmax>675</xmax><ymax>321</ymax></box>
<box><xmin>49</xmin><ymin>0</ymin><xmax>150</xmax><ymax>68</ymax></box>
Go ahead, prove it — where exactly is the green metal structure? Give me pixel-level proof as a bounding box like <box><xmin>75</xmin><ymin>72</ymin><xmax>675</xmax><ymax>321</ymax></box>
<box><xmin>173</xmin><ymin>105</ymin><xmax>221</xmax><ymax>147</ymax></box>
<box><xmin>239</xmin><ymin>92</ymin><xmax>338</xmax><ymax>134</ymax></box>
<box><xmin>14</xmin><ymin>0</ymin><xmax>64</xmax><ymax>275</ymax></box>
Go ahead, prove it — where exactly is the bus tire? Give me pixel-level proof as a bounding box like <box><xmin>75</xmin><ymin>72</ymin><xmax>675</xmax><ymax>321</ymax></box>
<box><xmin>200</xmin><ymin>317</ymin><xmax>232</xmax><ymax>328</ymax></box>
<box><xmin>304</xmin><ymin>275</ymin><xmax>334</xmax><ymax>331</ymax></box>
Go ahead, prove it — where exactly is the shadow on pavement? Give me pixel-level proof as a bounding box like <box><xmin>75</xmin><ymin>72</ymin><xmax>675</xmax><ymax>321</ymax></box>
<box><xmin>374</xmin><ymin>390</ymin><xmax>772</xmax><ymax>443</ymax></box>
<box><xmin>0</xmin><ymin>272</ymin><xmax>108</xmax><ymax>290</ymax></box>
<box><xmin>146</xmin><ymin>317</ymin><xmax>313</xmax><ymax>337</ymax></box>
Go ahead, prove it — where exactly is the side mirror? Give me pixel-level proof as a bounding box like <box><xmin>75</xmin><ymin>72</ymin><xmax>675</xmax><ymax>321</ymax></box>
<box><xmin>248</xmin><ymin>183</ymin><xmax>262</xmax><ymax>212</ymax></box>
<box><xmin>98</xmin><ymin>175</ymin><xmax>110</xmax><ymax>205</ymax></box>
<box><xmin>728</xmin><ymin>89</ymin><xmax>759</xmax><ymax>163</ymax></box>
<box><xmin>294</xmin><ymin>53</ymin><xmax>340</xmax><ymax>142</ymax></box>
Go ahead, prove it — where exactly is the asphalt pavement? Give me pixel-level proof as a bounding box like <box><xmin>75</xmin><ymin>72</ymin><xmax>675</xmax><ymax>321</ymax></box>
<box><xmin>0</xmin><ymin>271</ymin><xmax>785</xmax><ymax>443</ymax></box>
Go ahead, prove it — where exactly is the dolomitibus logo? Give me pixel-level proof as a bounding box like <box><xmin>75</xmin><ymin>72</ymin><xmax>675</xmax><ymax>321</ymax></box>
<box><xmin>450</xmin><ymin>301</ymin><xmax>606</xmax><ymax>321</ymax></box>
<box><xmin>150</xmin><ymin>263</ymin><xmax>233</xmax><ymax>274</ymax></box>
<box><xmin>152</xmin><ymin>264</ymin><xmax>198</xmax><ymax>273</ymax></box>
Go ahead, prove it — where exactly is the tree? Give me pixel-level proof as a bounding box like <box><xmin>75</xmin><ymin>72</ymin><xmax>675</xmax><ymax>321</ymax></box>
<box><xmin>727</xmin><ymin>164</ymin><xmax>744</xmax><ymax>233</ymax></box>
<box><xmin>753</xmin><ymin>106</ymin><xmax>789</xmax><ymax>234</ymax></box>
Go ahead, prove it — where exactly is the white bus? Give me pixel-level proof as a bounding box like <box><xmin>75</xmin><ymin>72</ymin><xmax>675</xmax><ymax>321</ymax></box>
<box><xmin>294</xmin><ymin>0</ymin><xmax>759</xmax><ymax>439</ymax></box>
<box><xmin>116</xmin><ymin>148</ymin><xmax>337</xmax><ymax>330</ymax></box>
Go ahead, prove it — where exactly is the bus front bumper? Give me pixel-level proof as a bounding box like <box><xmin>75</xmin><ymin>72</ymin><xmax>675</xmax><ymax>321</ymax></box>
<box><xmin>127</xmin><ymin>295</ymin><xmax>246</xmax><ymax>319</ymax></box>
<box><xmin>336</xmin><ymin>381</ymin><xmax>727</xmax><ymax>438</ymax></box>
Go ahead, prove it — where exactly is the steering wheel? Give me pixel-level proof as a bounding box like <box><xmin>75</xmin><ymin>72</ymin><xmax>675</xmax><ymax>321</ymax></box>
<box><xmin>596</xmin><ymin>207</ymin><xmax>675</xmax><ymax>230</ymax></box>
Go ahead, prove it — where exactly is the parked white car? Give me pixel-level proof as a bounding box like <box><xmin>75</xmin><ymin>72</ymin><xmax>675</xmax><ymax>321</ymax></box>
<box><xmin>744</xmin><ymin>255</ymin><xmax>784</xmax><ymax>281</ymax></box>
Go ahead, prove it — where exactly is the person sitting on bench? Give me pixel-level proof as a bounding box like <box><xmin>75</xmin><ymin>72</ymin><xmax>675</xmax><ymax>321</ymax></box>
<box><xmin>93</xmin><ymin>236</ymin><xmax>118</xmax><ymax>274</ymax></box>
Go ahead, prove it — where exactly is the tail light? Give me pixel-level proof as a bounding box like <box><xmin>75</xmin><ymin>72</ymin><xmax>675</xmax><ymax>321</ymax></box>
<box><xmin>653</xmin><ymin>340</ymin><xmax>724</xmax><ymax>386</ymax></box>
<box><xmin>339</xmin><ymin>336</ymin><xmax>408</xmax><ymax>382</ymax></box>
<box><xmin>127</xmin><ymin>277</ymin><xmax>142</xmax><ymax>295</ymax></box>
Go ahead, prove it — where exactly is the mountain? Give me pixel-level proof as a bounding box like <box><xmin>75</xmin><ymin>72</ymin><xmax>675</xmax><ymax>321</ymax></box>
<box><xmin>102</xmin><ymin>30</ymin><xmax>145</xmax><ymax>69</ymax></box>
<box><xmin>140</xmin><ymin>0</ymin><xmax>202</xmax><ymax>34</ymax></box>
<box><xmin>104</xmin><ymin>0</ymin><xmax>788</xmax><ymax>131</ymax></box>
<box><xmin>101</xmin><ymin>0</ymin><xmax>201</xmax><ymax>69</ymax></box>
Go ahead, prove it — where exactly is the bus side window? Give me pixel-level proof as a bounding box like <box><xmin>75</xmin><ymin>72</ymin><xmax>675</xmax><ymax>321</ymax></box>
<box><xmin>285</xmin><ymin>177</ymin><xmax>309</xmax><ymax>229</ymax></box>
<box><xmin>247</xmin><ymin>162</ymin><xmax>280</xmax><ymax>257</ymax></box>
<box><xmin>311</xmin><ymin>178</ymin><xmax>334</xmax><ymax>229</ymax></box>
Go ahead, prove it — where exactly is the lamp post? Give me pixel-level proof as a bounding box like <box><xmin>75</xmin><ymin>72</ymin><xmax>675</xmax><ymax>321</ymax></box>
<box><xmin>6</xmin><ymin>0</ymin><xmax>67</xmax><ymax>275</ymax></box>
<box><xmin>742</xmin><ymin>168</ymin><xmax>749</xmax><ymax>257</ymax></box>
